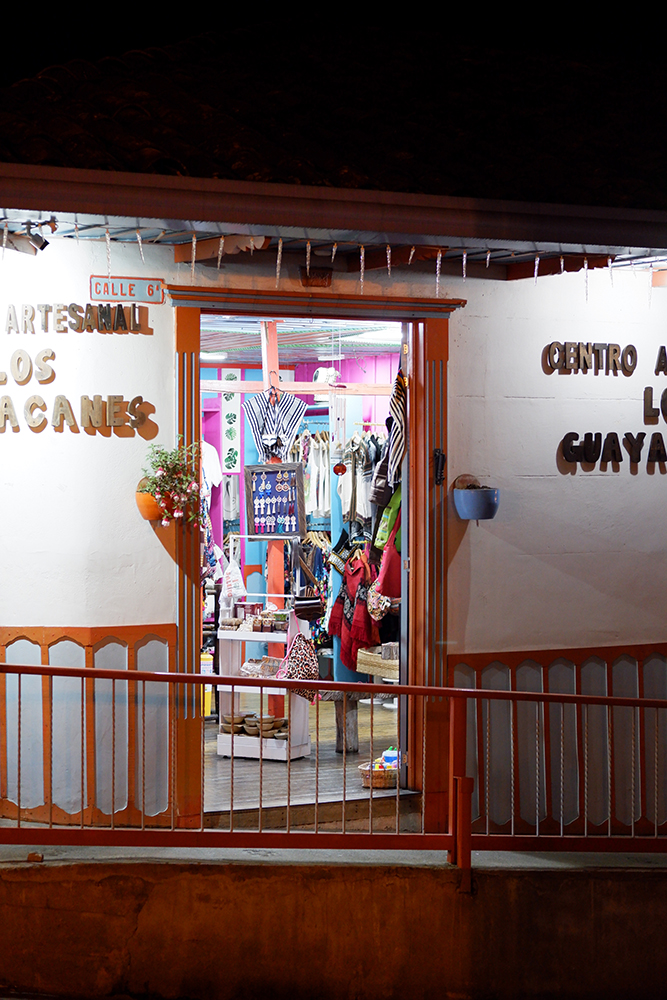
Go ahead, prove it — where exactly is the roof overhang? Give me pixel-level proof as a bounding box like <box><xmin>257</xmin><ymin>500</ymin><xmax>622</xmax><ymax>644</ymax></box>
<box><xmin>1</xmin><ymin>162</ymin><xmax>667</xmax><ymax>260</ymax></box>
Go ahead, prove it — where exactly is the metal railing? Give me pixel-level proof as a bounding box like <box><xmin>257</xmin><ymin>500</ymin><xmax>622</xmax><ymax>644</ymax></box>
<box><xmin>0</xmin><ymin>662</ymin><xmax>451</xmax><ymax>853</ymax></box>
<box><xmin>451</xmin><ymin>684</ymin><xmax>667</xmax><ymax>854</ymax></box>
<box><xmin>3</xmin><ymin>660</ymin><xmax>667</xmax><ymax>886</ymax></box>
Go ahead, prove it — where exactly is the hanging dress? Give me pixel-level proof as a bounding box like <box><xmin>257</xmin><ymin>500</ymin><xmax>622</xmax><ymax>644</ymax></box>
<box><xmin>328</xmin><ymin>558</ymin><xmax>380</xmax><ymax>670</ymax></box>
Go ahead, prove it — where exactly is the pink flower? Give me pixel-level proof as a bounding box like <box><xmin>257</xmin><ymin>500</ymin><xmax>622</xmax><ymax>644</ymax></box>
<box><xmin>156</xmin><ymin>468</ymin><xmax>164</xmax><ymax>477</ymax></box>
<box><xmin>161</xmin><ymin>517</ymin><xmax>170</xmax><ymax>527</ymax></box>
<box><xmin>190</xmin><ymin>482</ymin><xmax>199</xmax><ymax>493</ymax></box>
<box><xmin>174</xmin><ymin>509</ymin><xmax>183</xmax><ymax>518</ymax></box>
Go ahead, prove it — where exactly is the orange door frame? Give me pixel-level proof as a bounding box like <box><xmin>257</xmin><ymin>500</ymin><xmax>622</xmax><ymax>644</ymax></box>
<box><xmin>172</xmin><ymin>291</ymin><xmax>465</xmax><ymax>829</ymax></box>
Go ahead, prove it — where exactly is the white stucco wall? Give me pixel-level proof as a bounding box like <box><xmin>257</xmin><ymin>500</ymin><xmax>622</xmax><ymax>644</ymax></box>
<box><xmin>0</xmin><ymin>238</ymin><xmax>177</xmax><ymax>627</ymax></box>
<box><xmin>445</xmin><ymin>265</ymin><xmax>667</xmax><ymax>654</ymax></box>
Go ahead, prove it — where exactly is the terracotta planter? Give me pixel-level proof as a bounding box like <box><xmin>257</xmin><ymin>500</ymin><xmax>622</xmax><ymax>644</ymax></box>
<box><xmin>136</xmin><ymin>490</ymin><xmax>163</xmax><ymax>520</ymax></box>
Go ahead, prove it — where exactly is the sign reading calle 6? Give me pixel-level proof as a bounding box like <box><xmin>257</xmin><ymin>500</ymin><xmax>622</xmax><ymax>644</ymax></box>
<box><xmin>90</xmin><ymin>276</ymin><xmax>164</xmax><ymax>304</ymax></box>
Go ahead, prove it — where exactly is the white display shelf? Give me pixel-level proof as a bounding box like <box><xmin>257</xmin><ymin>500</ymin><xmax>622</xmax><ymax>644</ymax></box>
<box><xmin>216</xmin><ymin>732</ymin><xmax>311</xmax><ymax>761</ymax></box>
<box><xmin>217</xmin><ymin>629</ymin><xmax>288</xmax><ymax>643</ymax></box>
<box><xmin>217</xmin><ymin>660</ymin><xmax>284</xmax><ymax>695</ymax></box>
<box><xmin>215</xmin><ymin>676</ymin><xmax>311</xmax><ymax>762</ymax></box>
<box><xmin>216</xmin><ymin>683</ymin><xmax>286</xmax><ymax>695</ymax></box>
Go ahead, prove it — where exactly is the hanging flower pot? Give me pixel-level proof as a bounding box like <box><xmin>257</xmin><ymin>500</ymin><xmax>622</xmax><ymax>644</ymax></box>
<box><xmin>453</xmin><ymin>485</ymin><xmax>500</xmax><ymax>520</ymax></box>
<box><xmin>136</xmin><ymin>482</ymin><xmax>163</xmax><ymax>520</ymax></box>
<box><xmin>452</xmin><ymin>475</ymin><xmax>500</xmax><ymax>521</ymax></box>
<box><xmin>136</xmin><ymin>442</ymin><xmax>203</xmax><ymax>528</ymax></box>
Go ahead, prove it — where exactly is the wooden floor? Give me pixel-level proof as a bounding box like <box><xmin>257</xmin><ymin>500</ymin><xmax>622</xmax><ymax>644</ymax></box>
<box><xmin>204</xmin><ymin>698</ymin><xmax>402</xmax><ymax>816</ymax></box>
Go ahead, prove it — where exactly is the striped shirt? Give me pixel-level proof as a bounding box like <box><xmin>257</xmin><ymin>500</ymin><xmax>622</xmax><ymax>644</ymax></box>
<box><xmin>243</xmin><ymin>389</ymin><xmax>307</xmax><ymax>462</ymax></box>
<box><xmin>388</xmin><ymin>369</ymin><xmax>407</xmax><ymax>486</ymax></box>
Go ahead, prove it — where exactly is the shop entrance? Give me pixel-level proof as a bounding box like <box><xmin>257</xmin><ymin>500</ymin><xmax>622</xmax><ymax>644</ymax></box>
<box><xmin>170</xmin><ymin>290</ymin><xmax>464</xmax><ymax>831</ymax></box>
<box><xmin>199</xmin><ymin>315</ymin><xmax>405</xmax><ymax>822</ymax></box>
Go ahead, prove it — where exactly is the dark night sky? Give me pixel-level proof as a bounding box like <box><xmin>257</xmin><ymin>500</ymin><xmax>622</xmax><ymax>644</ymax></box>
<box><xmin>2</xmin><ymin>17</ymin><xmax>660</xmax><ymax>87</ymax></box>
<box><xmin>2</xmin><ymin>17</ymin><xmax>664</xmax><ymax>210</ymax></box>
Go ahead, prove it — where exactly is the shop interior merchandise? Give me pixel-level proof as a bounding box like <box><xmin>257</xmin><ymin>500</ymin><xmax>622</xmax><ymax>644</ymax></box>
<box><xmin>199</xmin><ymin>317</ymin><xmax>406</xmax><ymax>761</ymax></box>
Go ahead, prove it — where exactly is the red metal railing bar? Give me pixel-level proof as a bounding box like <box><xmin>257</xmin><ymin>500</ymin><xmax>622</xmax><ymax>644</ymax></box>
<box><xmin>394</xmin><ymin>693</ymin><xmax>400</xmax><ymax>836</ymax></box>
<box><xmin>286</xmin><ymin>687</ymin><xmax>291</xmax><ymax>834</ymax></box>
<box><xmin>0</xmin><ymin>827</ymin><xmax>455</xmax><ymax>850</ymax></box>
<box><xmin>80</xmin><ymin>675</ymin><xmax>85</xmax><ymax>829</ymax></box>
<box><xmin>369</xmin><ymin>694</ymin><xmax>374</xmax><ymax>835</ymax></box>
<box><xmin>17</xmin><ymin>673</ymin><xmax>21</xmax><ymax>829</ymax></box>
<box><xmin>456</xmin><ymin>776</ymin><xmax>474</xmax><ymax>892</ymax></box>
<box><xmin>342</xmin><ymin>691</ymin><xmax>347</xmax><ymax>835</ymax></box>
<box><xmin>6</xmin><ymin>662</ymin><xmax>667</xmax><ymax>712</ymax></box>
<box><xmin>5</xmin><ymin>660</ymin><xmax>667</xmax><ymax>865</ymax></box>
<box><xmin>315</xmin><ymin>694</ymin><xmax>320</xmax><ymax>834</ymax></box>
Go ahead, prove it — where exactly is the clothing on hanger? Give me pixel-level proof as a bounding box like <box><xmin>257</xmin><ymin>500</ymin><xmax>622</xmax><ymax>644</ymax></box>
<box><xmin>222</xmin><ymin>476</ymin><xmax>240</xmax><ymax>521</ymax></box>
<box><xmin>337</xmin><ymin>433</ymin><xmax>374</xmax><ymax>541</ymax></box>
<box><xmin>202</xmin><ymin>439</ymin><xmax>223</xmax><ymax>489</ymax></box>
<box><xmin>328</xmin><ymin>557</ymin><xmax>380</xmax><ymax>670</ymax></box>
<box><xmin>388</xmin><ymin>369</ymin><xmax>407</xmax><ymax>486</ymax></box>
<box><xmin>200</xmin><ymin>465</ymin><xmax>218</xmax><ymax>583</ymax></box>
<box><xmin>243</xmin><ymin>388</ymin><xmax>307</xmax><ymax>462</ymax></box>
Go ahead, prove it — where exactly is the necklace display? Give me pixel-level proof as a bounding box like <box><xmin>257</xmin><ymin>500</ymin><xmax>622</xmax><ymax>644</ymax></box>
<box><xmin>247</xmin><ymin>464</ymin><xmax>303</xmax><ymax>537</ymax></box>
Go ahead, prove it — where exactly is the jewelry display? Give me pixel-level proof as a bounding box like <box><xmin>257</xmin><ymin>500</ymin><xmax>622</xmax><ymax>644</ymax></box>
<box><xmin>244</xmin><ymin>463</ymin><xmax>306</xmax><ymax>538</ymax></box>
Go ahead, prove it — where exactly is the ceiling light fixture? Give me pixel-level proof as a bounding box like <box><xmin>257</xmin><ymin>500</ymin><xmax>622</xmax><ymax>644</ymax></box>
<box><xmin>26</xmin><ymin>222</ymin><xmax>49</xmax><ymax>251</ymax></box>
<box><xmin>200</xmin><ymin>350</ymin><xmax>228</xmax><ymax>361</ymax></box>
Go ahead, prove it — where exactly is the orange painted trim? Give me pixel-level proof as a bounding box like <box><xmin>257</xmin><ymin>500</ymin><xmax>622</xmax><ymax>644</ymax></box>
<box><xmin>447</xmin><ymin>642</ymin><xmax>667</xmax><ymax>840</ymax></box>
<box><xmin>446</xmin><ymin>641</ymin><xmax>667</xmax><ymax>674</ymax></box>
<box><xmin>0</xmin><ymin>624</ymin><xmax>178</xmax><ymax>823</ymax></box>
<box><xmin>407</xmin><ymin>319</ymin><xmax>451</xmax><ymax>793</ymax></box>
<box><xmin>175</xmin><ymin>304</ymin><xmax>201</xmax><ymax>355</ymax></box>
<box><xmin>41</xmin><ymin>653</ymin><xmax>52</xmax><ymax>826</ymax></box>
<box><xmin>0</xmin><ymin>799</ymin><xmax>174</xmax><ymax>827</ymax></box>
<box><xmin>0</xmin><ymin>671</ymin><xmax>6</xmax><ymax>801</ymax></box>
<box><xmin>167</xmin><ymin>285</ymin><xmax>466</xmax><ymax>321</ymax></box>
<box><xmin>174</xmin><ymin>306</ymin><xmax>203</xmax><ymax>825</ymax></box>
<box><xmin>0</xmin><ymin>625</ymin><xmax>177</xmax><ymax>649</ymax></box>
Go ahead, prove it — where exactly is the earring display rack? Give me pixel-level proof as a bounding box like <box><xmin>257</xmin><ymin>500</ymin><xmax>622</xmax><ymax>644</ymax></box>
<box><xmin>243</xmin><ymin>463</ymin><xmax>306</xmax><ymax>540</ymax></box>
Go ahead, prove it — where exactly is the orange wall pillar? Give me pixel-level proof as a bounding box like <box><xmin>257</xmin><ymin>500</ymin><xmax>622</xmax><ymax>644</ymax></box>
<box><xmin>174</xmin><ymin>306</ymin><xmax>202</xmax><ymax>827</ymax></box>
<box><xmin>408</xmin><ymin>317</ymin><xmax>450</xmax><ymax>831</ymax></box>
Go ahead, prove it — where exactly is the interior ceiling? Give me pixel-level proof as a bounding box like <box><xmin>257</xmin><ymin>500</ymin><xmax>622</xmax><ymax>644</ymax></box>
<box><xmin>200</xmin><ymin>316</ymin><xmax>403</xmax><ymax>366</ymax></box>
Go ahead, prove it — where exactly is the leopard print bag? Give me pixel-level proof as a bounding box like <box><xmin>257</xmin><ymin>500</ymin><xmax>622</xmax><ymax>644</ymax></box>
<box><xmin>276</xmin><ymin>632</ymin><xmax>320</xmax><ymax>703</ymax></box>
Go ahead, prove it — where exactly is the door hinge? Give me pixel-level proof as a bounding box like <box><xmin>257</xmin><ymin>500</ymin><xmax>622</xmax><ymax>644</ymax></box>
<box><xmin>403</xmin><ymin>557</ymin><xmax>411</xmax><ymax>572</ymax></box>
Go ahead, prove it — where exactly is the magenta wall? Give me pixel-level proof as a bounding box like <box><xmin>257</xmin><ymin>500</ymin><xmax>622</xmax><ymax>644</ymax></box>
<box><xmin>295</xmin><ymin>354</ymin><xmax>399</xmax><ymax>427</ymax></box>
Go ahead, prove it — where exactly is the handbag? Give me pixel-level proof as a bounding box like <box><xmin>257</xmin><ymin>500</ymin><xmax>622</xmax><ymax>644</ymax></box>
<box><xmin>376</xmin><ymin>509</ymin><xmax>402</xmax><ymax>600</ymax></box>
<box><xmin>294</xmin><ymin>591</ymin><xmax>325</xmax><ymax>621</ymax></box>
<box><xmin>329</xmin><ymin>529</ymin><xmax>351</xmax><ymax>574</ymax></box>
<box><xmin>367</xmin><ymin>579</ymin><xmax>393</xmax><ymax>622</ymax></box>
<box><xmin>369</xmin><ymin>442</ymin><xmax>393</xmax><ymax>506</ymax></box>
<box><xmin>276</xmin><ymin>631</ymin><xmax>320</xmax><ymax>702</ymax></box>
<box><xmin>294</xmin><ymin>555</ymin><xmax>325</xmax><ymax>621</ymax></box>
<box><xmin>374</xmin><ymin>486</ymin><xmax>401</xmax><ymax>552</ymax></box>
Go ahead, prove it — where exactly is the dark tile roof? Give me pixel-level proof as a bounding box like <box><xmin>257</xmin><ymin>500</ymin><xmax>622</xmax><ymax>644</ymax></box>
<box><xmin>0</xmin><ymin>27</ymin><xmax>665</xmax><ymax>212</ymax></box>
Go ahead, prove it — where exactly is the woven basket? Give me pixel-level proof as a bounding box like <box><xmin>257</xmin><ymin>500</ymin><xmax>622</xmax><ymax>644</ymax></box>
<box><xmin>356</xmin><ymin>647</ymin><xmax>399</xmax><ymax>680</ymax></box>
<box><xmin>358</xmin><ymin>763</ymin><xmax>398</xmax><ymax>789</ymax></box>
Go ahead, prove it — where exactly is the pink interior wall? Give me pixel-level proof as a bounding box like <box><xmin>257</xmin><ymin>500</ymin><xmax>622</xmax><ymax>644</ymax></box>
<box><xmin>202</xmin><ymin>402</ymin><xmax>223</xmax><ymax>546</ymax></box>
<box><xmin>295</xmin><ymin>354</ymin><xmax>399</xmax><ymax>428</ymax></box>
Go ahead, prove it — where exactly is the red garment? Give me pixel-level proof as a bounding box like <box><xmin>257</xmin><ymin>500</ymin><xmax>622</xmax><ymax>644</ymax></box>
<box><xmin>376</xmin><ymin>509</ymin><xmax>401</xmax><ymax>598</ymax></box>
<box><xmin>328</xmin><ymin>560</ymin><xmax>380</xmax><ymax>670</ymax></box>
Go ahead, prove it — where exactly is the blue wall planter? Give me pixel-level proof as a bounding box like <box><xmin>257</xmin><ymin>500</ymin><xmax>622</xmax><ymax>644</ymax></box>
<box><xmin>453</xmin><ymin>487</ymin><xmax>500</xmax><ymax>521</ymax></box>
